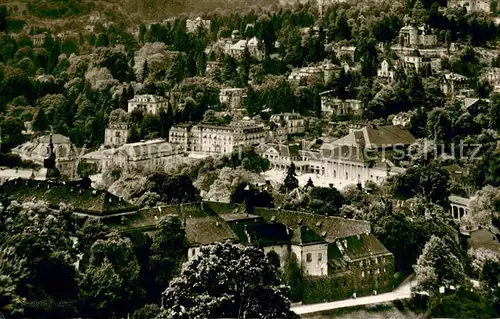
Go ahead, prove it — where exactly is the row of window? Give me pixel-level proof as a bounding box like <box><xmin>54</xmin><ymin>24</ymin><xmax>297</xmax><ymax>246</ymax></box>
<box><xmin>306</xmin><ymin>252</ymin><xmax>322</xmax><ymax>262</ymax></box>
<box><xmin>361</xmin><ymin>267</ymin><xmax>387</xmax><ymax>278</ymax></box>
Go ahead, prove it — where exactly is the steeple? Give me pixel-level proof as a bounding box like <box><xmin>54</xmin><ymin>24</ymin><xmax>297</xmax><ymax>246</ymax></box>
<box><xmin>41</xmin><ymin>134</ymin><xmax>60</xmax><ymax>180</ymax></box>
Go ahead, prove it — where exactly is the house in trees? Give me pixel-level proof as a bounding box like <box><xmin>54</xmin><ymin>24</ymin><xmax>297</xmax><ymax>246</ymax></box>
<box><xmin>481</xmin><ymin>67</ymin><xmax>500</xmax><ymax>86</ymax></box>
<box><xmin>449</xmin><ymin>195</ymin><xmax>472</xmax><ymax>222</ymax></box>
<box><xmin>320</xmin><ymin>90</ymin><xmax>363</xmax><ymax>120</ymax></box>
<box><xmin>399</xmin><ymin>25</ymin><xmax>437</xmax><ymax>48</ymax></box>
<box><xmin>403</xmin><ymin>50</ymin><xmax>432</xmax><ymax>74</ymax></box>
<box><xmin>288</xmin><ymin>66</ymin><xmax>325</xmax><ymax>85</ymax></box>
<box><xmin>30</xmin><ymin>33</ymin><xmax>47</xmax><ymax>46</ymax></box>
<box><xmin>127</xmin><ymin>94</ymin><xmax>168</xmax><ymax>115</ymax></box>
<box><xmin>205</xmin><ymin>61</ymin><xmax>222</xmax><ymax>76</ymax></box>
<box><xmin>219</xmin><ymin>88</ymin><xmax>246</xmax><ymax>110</ymax></box>
<box><xmin>377</xmin><ymin>60</ymin><xmax>396</xmax><ymax>81</ymax></box>
<box><xmin>169</xmin><ymin>121</ymin><xmax>266</xmax><ymax>154</ymax></box>
<box><xmin>186</xmin><ymin>17</ymin><xmax>211</xmax><ymax>33</ymax></box>
<box><xmin>439</xmin><ymin>72</ymin><xmax>469</xmax><ymax>96</ymax></box>
<box><xmin>100</xmin><ymin>139</ymin><xmax>184</xmax><ymax>171</ymax></box>
<box><xmin>269</xmin><ymin>113</ymin><xmax>306</xmax><ymax>135</ymax></box>
<box><xmin>226</xmin><ymin>37</ymin><xmax>264</xmax><ymax>61</ymax></box>
<box><xmin>104</xmin><ymin>122</ymin><xmax>130</xmax><ymax>147</ymax></box>
<box><xmin>447</xmin><ymin>0</ymin><xmax>491</xmax><ymax>13</ymax></box>
<box><xmin>12</xmin><ymin>134</ymin><xmax>78</xmax><ymax>179</ymax></box>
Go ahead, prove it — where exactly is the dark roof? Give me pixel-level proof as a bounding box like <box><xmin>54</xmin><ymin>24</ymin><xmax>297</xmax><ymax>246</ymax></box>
<box><xmin>1</xmin><ymin>179</ymin><xmax>136</xmax><ymax>215</ymax></box>
<box><xmin>106</xmin><ymin>203</ymin><xmax>238</xmax><ymax>246</ymax></box>
<box><xmin>336</xmin><ymin>233</ymin><xmax>392</xmax><ymax>261</ymax></box>
<box><xmin>291</xmin><ymin>225</ymin><xmax>326</xmax><ymax>245</ymax></box>
<box><xmin>252</xmin><ymin>207</ymin><xmax>371</xmax><ymax>243</ymax></box>
<box><xmin>328</xmin><ymin>125</ymin><xmax>415</xmax><ymax>150</ymax></box>
<box><xmin>328</xmin><ymin>243</ymin><xmax>347</xmax><ymax>273</ymax></box>
<box><xmin>264</xmin><ymin>144</ymin><xmax>300</xmax><ymax>158</ymax></box>
<box><xmin>246</xmin><ymin>223</ymin><xmax>292</xmax><ymax>246</ymax></box>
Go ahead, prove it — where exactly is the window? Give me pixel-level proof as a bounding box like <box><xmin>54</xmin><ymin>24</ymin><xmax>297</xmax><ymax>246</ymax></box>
<box><xmin>318</xmin><ymin>253</ymin><xmax>322</xmax><ymax>262</ymax></box>
<box><xmin>361</xmin><ymin>271</ymin><xmax>365</xmax><ymax>278</ymax></box>
<box><xmin>306</xmin><ymin>253</ymin><xmax>312</xmax><ymax>262</ymax></box>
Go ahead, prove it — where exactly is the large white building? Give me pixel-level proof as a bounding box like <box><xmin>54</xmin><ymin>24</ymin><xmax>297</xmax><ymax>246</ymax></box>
<box><xmin>169</xmin><ymin>121</ymin><xmax>266</xmax><ymax>155</ymax></box>
<box><xmin>104</xmin><ymin>122</ymin><xmax>130</xmax><ymax>147</ymax></box>
<box><xmin>101</xmin><ymin>139</ymin><xmax>184</xmax><ymax>171</ymax></box>
<box><xmin>262</xmin><ymin>125</ymin><xmax>416</xmax><ymax>186</ymax></box>
<box><xmin>127</xmin><ymin>95</ymin><xmax>168</xmax><ymax>115</ymax></box>
<box><xmin>11</xmin><ymin>134</ymin><xmax>78</xmax><ymax>179</ymax></box>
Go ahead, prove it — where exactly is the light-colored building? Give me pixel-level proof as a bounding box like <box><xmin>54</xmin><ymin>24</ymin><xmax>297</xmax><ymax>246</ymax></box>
<box><xmin>449</xmin><ymin>195</ymin><xmax>471</xmax><ymax>222</ymax></box>
<box><xmin>288</xmin><ymin>66</ymin><xmax>324</xmax><ymax>85</ymax></box>
<box><xmin>227</xmin><ymin>37</ymin><xmax>264</xmax><ymax>61</ymax></box>
<box><xmin>31</xmin><ymin>33</ymin><xmax>47</xmax><ymax>46</ymax></box>
<box><xmin>104</xmin><ymin>122</ymin><xmax>130</xmax><ymax>147</ymax></box>
<box><xmin>404</xmin><ymin>50</ymin><xmax>431</xmax><ymax>74</ymax></box>
<box><xmin>391</xmin><ymin>113</ymin><xmax>412</xmax><ymax>128</ymax></box>
<box><xmin>269</xmin><ymin>113</ymin><xmax>306</xmax><ymax>135</ymax></box>
<box><xmin>447</xmin><ymin>0</ymin><xmax>491</xmax><ymax>13</ymax></box>
<box><xmin>127</xmin><ymin>95</ymin><xmax>168</xmax><ymax>115</ymax></box>
<box><xmin>11</xmin><ymin>134</ymin><xmax>78</xmax><ymax>179</ymax></box>
<box><xmin>262</xmin><ymin>144</ymin><xmax>302</xmax><ymax>170</ymax></box>
<box><xmin>186</xmin><ymin>17</ymin><xmax>211</xmax><ymax>33</ymax></box>
<box><xmin>101</xmin><ymin>139</ymin><xmax>184</xmax><ymax>171</ymax></box>
<box><xmin>320</xmin><ymin>90</ymin><xmax>363</xmax><ymax>120</ymax></box>
<box><xmin>288</xmin><ymin>61</ymin><xmax>341</xmax><ymax>85</ymax></box>
<box><xmin>440</xmin><ymin>72</ymin><xmax>469</xmax><ymax>96</ymax></box>
<box><xmin>482</xmin><ymin>67</ymin><xmax>500</xmax><ymax>85</ymax></box>
<box><xmin>399</xmin><ymin>25</ymin><xmax>437</xmax><ymax>48</ymax></box>
<box><xmin>377</xmin><ymin>60</ymin><xmax>396</xmax><ymax>81</ymax></box>
<box><xmin>219</xmin><ymin>88</ymin><xmax>246</xmax><ymax>110</ymax></box>
<box><xmin>169</xmin><ymin>121</ymin><xmax>267</xmax><ymax>155</ymax></box>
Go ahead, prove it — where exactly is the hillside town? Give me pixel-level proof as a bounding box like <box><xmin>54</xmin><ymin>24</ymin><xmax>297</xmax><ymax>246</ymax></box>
<box><xmin>0</xmin><ymin>0</ymin><xmax>499</xmax><ymax>318</ymax></box>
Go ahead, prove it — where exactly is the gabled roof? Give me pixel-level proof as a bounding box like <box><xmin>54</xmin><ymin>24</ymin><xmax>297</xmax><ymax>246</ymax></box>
<box><xmin>328</xmin><ymin>125</ymin><xmax>416</xmax><ymax>149</ymax></box>
<box><xmin>336</xmin><ymin>233</ymin><xmax>392</xmax><ymax>261</ymax></box>
<box><xmin>463</xmin><ymin>97</ymin><xmax>480</xmax><ymax>110</ymax></box>
<box><xmin>291</xmin><ymin>225</ymin><xmax>326</xmax><ymax>245</ymax></box>
<box><xmin>246</xmin><ymin>223</ymin><xmax>292</xmax><ymax>247</ymax></box>
<box><xmin>108</xmin><ymin>203</ymin><xmax>238</xmax><ymax>246</ymax></box>
<box><xmin>252</xmin><ymin>207</ymin><xmax>371</xmax><ymax>243</ymax></box>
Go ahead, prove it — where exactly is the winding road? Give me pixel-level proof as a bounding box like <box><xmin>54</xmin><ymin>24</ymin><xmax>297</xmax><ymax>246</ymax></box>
<box><xmin>292</xmin><ymin>277</ymin><xmax>416</xmax><ymax>315</ymax></box>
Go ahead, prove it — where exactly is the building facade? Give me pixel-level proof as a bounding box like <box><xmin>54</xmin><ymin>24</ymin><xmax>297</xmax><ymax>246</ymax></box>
<box><xmin>269</xmin><ymin>113</ymin><xmax>306</xmax><ymax>135</ymax></box>
<box><xmin>104</xmin><ymin>122</ymin><xmax>130</xmax><ymax>147</ymax></box>
<box><xmin>219</xmin><ymin>88</ymin><xmax>246</xmax><ymax>110</ymax></box>
<box><xmin>320</xmin><ymin>90</ymin><xmax>363</xmax><ymax>120</ymax></box>
<box><xmin>440</xmin><ymin>72</ymin><xmax>469</xmax><ymax>96</ymax></box>
<box><xmin>101</xmin><ymin>139</ymin><xmax>184</xmax><ymax>171</ymax></box>
<box><xmin>447</xmin><ymin>0</ymin><xmax>491</xmax><ymax>13</ymax></box>
<box><xmin>399</xmin><ymin>25</ymin><xmax>437</xmax><ymax>48</ymax></box>
<box><xmin>169</xmin><ymin>122</ymin><xmax>267</xmax><ymax>155</ymax></box>
<box><xmin>11</xmin><ymin>134</ymin><xmax>78</xmax><ymax>179</ymax></box>
<box><xmin>377</xmin><ymin>60</ymin><xmax>396</xmax><ymax>81</ymax></box>
<box><xmin>127</xmin><ymin>95</ymin><xmax>168</xmax><ymax>115</ymax></box>
<box><xmin>403</xmin><ymin>50</ymin><xmax>431</xmax><ymax>73</ymax></box>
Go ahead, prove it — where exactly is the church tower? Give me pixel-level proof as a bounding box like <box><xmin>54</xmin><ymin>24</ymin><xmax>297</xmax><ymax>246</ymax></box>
<box><xmin>39</xmin><ymin>134</ymin><xmax>61</xmax><ymax>181</ymax></box>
